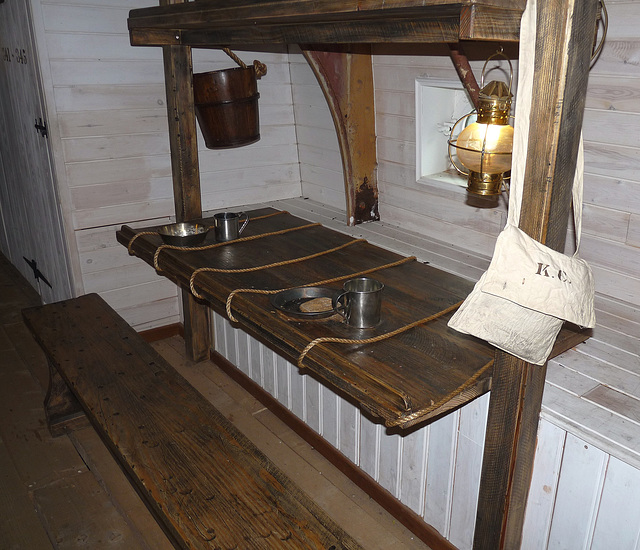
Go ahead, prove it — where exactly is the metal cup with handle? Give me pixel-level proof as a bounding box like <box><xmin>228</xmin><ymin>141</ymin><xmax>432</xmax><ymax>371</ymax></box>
<box><xmin>213</xmin><ymin>212</ymin><xmax>249</xmax><ymax>241</ymax></box>
<box><xmin>333</xmin><ymin>277</ymin><xmax>384</xmax><ymax>328</ymax></box>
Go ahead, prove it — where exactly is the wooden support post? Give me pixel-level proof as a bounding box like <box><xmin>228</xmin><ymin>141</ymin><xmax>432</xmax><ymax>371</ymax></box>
<box><xmin>302</xmin><ymin>47</ymin><xmax>379</xmax><ymax>226</ymax></box>
<box><xmin>161</xmin><ymin>0</ymin><xmax>210</xmax><ymax>362</ymax></box>
<box><xmin>473</xmin><ymin>0</ymin><xmax>598</xmax><ymax>548</ymax></box>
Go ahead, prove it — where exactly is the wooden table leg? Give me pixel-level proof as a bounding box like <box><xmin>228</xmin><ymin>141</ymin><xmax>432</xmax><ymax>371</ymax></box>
<box><xmin>473</xmin><ymin>354</ymin><xmax>547</xmax><ymax>548</ymax></box>
<box><xmin>181</xmin><ymin>290</ymin><xmax>210</xmax><ymax>362</ymax></box>
<box><xmin>44</xmin><ymin>361</ymin><xmax>89</xmax><ymax>437</ymax></box>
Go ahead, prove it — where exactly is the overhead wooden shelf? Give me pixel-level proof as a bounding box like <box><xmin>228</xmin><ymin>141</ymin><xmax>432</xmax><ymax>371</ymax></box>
<box><xmin>128</xmin><ymin>0</ymin><xmax>525</xmax><ymax>46</ymax></box>
<box><xmin>117</xmin><ymin>208</ymin><xmax>588</xmax><ymax>429</ymax></box>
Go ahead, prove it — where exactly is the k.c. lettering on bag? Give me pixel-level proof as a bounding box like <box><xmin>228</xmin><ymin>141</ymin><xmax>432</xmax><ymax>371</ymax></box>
<box><xmin>535</xmin><ymin>263</ymin><xmax>571</xmax><ymax>283</ymax></box>
<box><xmin>480</xmin><ymin>223</ymin><xmax>595</xmax><ymax>329</ymax></box>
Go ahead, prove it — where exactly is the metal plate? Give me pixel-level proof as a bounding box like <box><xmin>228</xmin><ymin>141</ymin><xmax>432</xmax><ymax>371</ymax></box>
<box><xmin>270</xmin><ymin>287</ymin><xmax>340</xmax><ymax>319</ymax></box>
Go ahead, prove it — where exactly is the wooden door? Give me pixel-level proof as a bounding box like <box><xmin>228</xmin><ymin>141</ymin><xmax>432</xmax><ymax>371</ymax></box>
<box><xmin>0</xmin><ymin>0</ymin><xmax>72</xmax><ymax>303</ymax></box>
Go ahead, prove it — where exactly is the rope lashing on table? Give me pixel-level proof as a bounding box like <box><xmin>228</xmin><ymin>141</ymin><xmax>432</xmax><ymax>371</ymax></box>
<box><xmin>190</xmin><ymin>237</ymin><xmax>369</xmax><ymax>299</ymax></box>
<box><xmin>126</xmin><ymin>231</ymin><xmax>158</xmax><ymax>255</ymax></box>
<box><xmin>396</xmin><ymin>358</ymin><xmax>495</xmax><ymax>429</ymax></box>
<box><xmin>224</xmin><ymin>255</ymin><xmax>417</xmax><ymax>322</ymax></box>
<box><xmin>156</xmin><ymin>222</ymin><xmax>323</xmax><ymax>272</ymax></box>
<box><xmin>294</xmin><ymin>300</ymin><xmax>465</xmax><ymax>417</ymax></box>
<box><xmin>297</xmin><ymin>299</ymin><xmax>464</xmax><ymax>371</ymax></box>
<box><xmin>126</xmin><ymin>210</ymin><xmax>287</xmax><ymax>256</ymax></box>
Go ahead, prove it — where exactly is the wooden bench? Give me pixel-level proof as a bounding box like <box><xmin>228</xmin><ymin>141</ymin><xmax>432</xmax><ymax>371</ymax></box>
<box><xmin>23</xmin><ymin>293</ymin><xmax>362</xmax><ymax>550</ymax></box>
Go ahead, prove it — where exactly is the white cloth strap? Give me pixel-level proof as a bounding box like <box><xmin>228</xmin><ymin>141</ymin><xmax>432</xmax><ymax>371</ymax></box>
<box><xmin>507</xmin><ymin>0</ymin><xmax>584</xmax><ymax>252</ymax></box>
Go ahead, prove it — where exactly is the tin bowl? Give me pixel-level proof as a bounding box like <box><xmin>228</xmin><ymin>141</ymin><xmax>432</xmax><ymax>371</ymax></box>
<box><xmin>157</xmin><ymin>222</ymin><xmax>210</xmax><ymax>246</ymax></box>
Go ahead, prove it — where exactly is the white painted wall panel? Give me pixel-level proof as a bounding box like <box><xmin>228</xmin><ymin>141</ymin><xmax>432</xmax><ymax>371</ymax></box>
<box><xmin>424</xmin><ymin>411</ymin><xmax>457</xmax><ymax>538</ymax></box>
<box><xmin>590</xmin><ymin>456</ymin><xmax>640</xmax><ymax>549</ymax></box>
<box><xmin>547</xmin><ymin>435</ymin><xmax>607</xmax><ymax>550</ymax></box>
<box><xmin>399</xmin><ymin>427</ymin><xmax>429</xmax><ymax>515</ymax></box>
<box><xmin>288</xmin><ymin>47</ymin><xmax>345</xmax><ymax>212</ymax></box>
<box><xmin>32</xmin><ymin>0</ymin><xmax>304</xmax><ymax>328</ymax></box>
<box><xmin>521</xmin><ymin>420</ymin><xmax>565</xmax><ymax>550</ymax></box>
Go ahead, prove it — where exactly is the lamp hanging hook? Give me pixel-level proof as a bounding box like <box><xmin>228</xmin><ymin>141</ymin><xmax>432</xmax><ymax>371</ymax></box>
<box><xmin>480</xmin><ymin>48</ymin><xmax>513</xmax><ymax>96</ymax></box>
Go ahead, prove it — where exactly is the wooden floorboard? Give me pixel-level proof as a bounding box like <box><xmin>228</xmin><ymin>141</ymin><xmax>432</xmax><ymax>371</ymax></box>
<box><xmin>0</xmin><ymin>437</ymin><xmax>53</xmax><ymax>549</ymax></box>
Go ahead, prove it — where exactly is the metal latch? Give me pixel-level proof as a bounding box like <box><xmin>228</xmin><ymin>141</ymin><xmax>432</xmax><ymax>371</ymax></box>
<box><xmin>34</xmin><ymin>118</ymin><xmax>48</xmax><ymax>138</ymax></box>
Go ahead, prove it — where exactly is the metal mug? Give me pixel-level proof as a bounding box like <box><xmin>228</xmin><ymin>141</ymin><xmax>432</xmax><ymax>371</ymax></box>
<box><xmin>333</xmin><ymin>277</ymin><xmax>384</xmax><ymax>328</ymax></box>
<box><xmin>213</xmin><ymin>211</ymin><xmax>249</xmax><ymax>241</ymax></box>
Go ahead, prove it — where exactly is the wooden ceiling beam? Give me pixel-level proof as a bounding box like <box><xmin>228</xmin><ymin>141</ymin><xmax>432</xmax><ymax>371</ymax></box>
<box><xmin>128</xmin><ymin>3</ymin><xmax>524</xmax><ymax>45</ymax></box>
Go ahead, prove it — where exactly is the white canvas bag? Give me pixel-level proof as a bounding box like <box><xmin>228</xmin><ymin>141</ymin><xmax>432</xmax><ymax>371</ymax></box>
<box><xmin>448</xmin><ymin>0</ymin><xmax>595</xmax><ymax>365</ymax></box>
<box><xmin>480</xmin><ymin>147</ymin><xmax>595</xmax><ymax>329</ymax></box>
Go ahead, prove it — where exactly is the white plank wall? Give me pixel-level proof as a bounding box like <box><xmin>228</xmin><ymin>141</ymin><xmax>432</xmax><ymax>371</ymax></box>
<box><xmin>31</xmin><ymin>0</ymin><xmax>303</xmax><ymax>328</ymax></box>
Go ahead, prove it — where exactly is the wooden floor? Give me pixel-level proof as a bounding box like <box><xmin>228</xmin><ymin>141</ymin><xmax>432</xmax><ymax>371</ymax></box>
<box><xmin>0</xmin><ymin>252</ymin><xmax>430</xmax><ymax>550</ymax></box>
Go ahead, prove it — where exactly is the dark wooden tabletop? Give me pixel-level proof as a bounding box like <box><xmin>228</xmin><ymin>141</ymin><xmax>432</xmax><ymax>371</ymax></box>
<box><xmin>117</xmin><ymin>208</ymin><xmax>587</xmax><ymax>429</ymax></box>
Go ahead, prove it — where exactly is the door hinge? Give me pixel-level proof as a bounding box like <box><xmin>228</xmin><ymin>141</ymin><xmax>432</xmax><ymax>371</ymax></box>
<box><xmin>34</xmin><ymin>117</ymin><xmax>48</xmax><ymax>138</ymax></box>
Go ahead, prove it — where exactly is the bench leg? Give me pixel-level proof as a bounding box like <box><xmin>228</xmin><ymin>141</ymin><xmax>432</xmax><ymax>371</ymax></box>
<box><xmin>44</xmin><ymin>361</ymin><xmax>89</xmax><ymax>437</ymax></box>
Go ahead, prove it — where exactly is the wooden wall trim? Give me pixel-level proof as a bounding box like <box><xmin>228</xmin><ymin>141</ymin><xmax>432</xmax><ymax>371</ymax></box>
<box><xmin>138</xmin><ymin>323</ymin><xmax>183</xmax><ymax>343</ymax></box>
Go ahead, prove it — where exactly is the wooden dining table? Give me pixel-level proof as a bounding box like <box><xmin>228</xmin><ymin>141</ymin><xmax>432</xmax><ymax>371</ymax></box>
<box><xmin>117</xmin><ymin>207</ymin><xmax>588</xmax><ymax>429</ymax></box>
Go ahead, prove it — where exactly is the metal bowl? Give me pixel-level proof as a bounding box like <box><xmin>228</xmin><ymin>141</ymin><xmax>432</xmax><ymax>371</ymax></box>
<box><xmin>157</xmin><ymin>222</ymin><xmax>210</xmax><ymax>246</ymax></box>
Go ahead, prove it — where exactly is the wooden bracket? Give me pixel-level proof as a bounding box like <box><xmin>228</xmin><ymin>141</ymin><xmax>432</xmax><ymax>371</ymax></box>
<box><xmin>302</xmin><ymin>47</ymin><xmax>379</xmax><ymax>226</ymax></box>
<box><xmin>448</xmin><ymin>44</ymin><xmax>480</xmax><ymax>109</ymax></box>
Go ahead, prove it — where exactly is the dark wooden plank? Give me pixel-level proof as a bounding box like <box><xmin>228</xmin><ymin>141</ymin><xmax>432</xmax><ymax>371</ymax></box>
<box><xmin>459</xmin><ymin>4</ymin><xmax>522</xmax><ymax>41</ymax></box>
<box><xmin>130</xmin><ymin>15</ymin><xmax>462</xmax><ymax>46</ymax></box>
<box><xmin>127</xmin><ymin>1</ymin><xmax>525</xmax><ymax>45</ymax></box>
<box><xmin>302</xmin><ymin>48</ymin><xmax>379</xmax><ymax>226</ymax></box>
<box><xmin>0</xmin><ymin>441</ymin><xmax>53</xmax><ymax>549</ymax></box>
<box><xmin>23</xmin><ymin>294</ymin><xmax>363</xmax><ymax>550</ymax></box>
<box><xmin>117</xmin><ymin>209</ymin><xmax>589</xmax><ymax>428</ymax></box>
<box><xmin>473</xmin><ymin>0</ymin><xmax>600</xmax><ymax>548</ymax></box>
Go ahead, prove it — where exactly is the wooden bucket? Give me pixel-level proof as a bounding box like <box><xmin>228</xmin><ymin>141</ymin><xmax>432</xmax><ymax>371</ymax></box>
<box><xmin>193</xmin><ymin>66</ymin><xmax>260</xmax><ymax>149</ymax></box>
